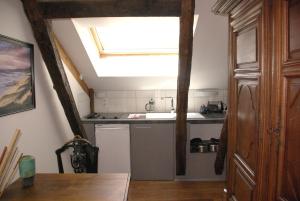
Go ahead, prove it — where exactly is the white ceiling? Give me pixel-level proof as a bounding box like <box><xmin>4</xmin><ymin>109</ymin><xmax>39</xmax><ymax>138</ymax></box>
<box><xmin>52</xmin><ymin>0</ymin><xmax>228</xmax><ymax>90</ymax></box>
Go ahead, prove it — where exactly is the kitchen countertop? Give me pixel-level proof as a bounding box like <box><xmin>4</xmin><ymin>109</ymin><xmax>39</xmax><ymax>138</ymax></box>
<box><xmin>81</xmin><ymin>113</ymin><xmax>225</xmax><ymax>124</ymax></box>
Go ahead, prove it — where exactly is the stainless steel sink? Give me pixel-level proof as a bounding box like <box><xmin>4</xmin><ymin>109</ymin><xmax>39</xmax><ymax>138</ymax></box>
<box><xmin>128</xmin><ymin>112</ymin><xmax>204</xmax><ymax>119</ymax></box>
<box><xmin>146</xmin><ymin>113</ymin><xmax>176</xmax><ymax>119</ymax></box>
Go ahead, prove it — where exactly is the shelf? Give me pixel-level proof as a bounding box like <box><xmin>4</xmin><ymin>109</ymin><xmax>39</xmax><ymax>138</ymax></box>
<box><xmin>190</xmin><ymin>151</ymin><xmax>217</xmax><ymax>154</ymax></box>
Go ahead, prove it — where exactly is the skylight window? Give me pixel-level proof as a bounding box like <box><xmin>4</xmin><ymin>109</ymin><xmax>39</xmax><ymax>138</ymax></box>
<box><xmin>73</xmin><ymin>17</ymin><xmax>198</xmax><ymax>77</ymax></box>
<box><xmin>90</xmin><ymin>17</ymin><xmax>180</xmax><ymax>58</ymax></box>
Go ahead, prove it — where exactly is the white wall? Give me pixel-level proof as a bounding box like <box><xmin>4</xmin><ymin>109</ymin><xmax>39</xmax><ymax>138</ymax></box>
<box><xmin>63</xmin><ymin>62</ymin><xmax>90</xmax><ymax>117</ymax></box>
<box><xmin>190</xmin><ymin>0</ymin><xmax>228</xmax><ymax>89</ymax></box>
<box><xmin>0</xmin><ymin>0</ymin><xmax>78</xmax><ymax>174</ymax></box>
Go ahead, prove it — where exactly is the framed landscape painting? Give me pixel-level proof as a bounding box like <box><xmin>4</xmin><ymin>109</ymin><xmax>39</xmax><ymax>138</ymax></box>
<box><xmin>0</xmin><ymin>34</ymin><xmax>35</xmax><ymax>117</ymax></box>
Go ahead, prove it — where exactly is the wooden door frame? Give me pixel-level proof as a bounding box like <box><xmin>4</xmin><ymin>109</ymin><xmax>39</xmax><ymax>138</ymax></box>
<box><xmin>212</xmin><ymin>0</ymin><xmax>273</xmax><ymax>200</ymax></box>
<box><xmin>269</xmin><ymin>0</ymin><xmax>300</xmax><ymax>200</ymax></box>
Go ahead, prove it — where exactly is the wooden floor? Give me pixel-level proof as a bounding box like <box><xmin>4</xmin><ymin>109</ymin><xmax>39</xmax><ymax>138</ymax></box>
<box><xmin>128</xmin><ymin>181</ymin><xmax>226</xmax><ymax>201</ymax></box>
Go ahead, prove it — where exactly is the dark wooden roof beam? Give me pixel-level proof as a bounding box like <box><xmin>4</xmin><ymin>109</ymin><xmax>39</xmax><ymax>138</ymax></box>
<box><xmin>38</xmin><ymin>0</ymin><xmax>181</xmax><ymax>19</ymax></box>
<box><xmin>21</xmin><ymin>0</ymin><xmax>87</xmax><ymax>138</ymax></box>
<box><xmin>176</xmin><ymin>0</ymin><xmax>195</xmax><ymax>175</ymax></box>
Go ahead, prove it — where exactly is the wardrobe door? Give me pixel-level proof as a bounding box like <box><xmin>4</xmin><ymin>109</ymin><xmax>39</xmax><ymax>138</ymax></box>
<box><xmin>227</xmin><ymin>1</ymin><xmax>271</xmax><ymax>201</ymax></box>
<box><xmin>273</xmin><ymin>0</ymin><xmax>300</xmax><ymax>200</ymax></box>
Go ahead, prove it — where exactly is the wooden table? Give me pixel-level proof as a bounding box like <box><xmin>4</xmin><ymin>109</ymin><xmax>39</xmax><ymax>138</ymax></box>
<box><xmin>1</xmin><ymin>173</ymin><xmax>130</xmax><ymax>201</ymax></box>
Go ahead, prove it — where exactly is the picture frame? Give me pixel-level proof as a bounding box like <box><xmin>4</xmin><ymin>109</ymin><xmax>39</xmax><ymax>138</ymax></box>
<box><xmin>0</xmin><ymin>34</ymin><xmax>35</xmax><ymax>117</ymax></box>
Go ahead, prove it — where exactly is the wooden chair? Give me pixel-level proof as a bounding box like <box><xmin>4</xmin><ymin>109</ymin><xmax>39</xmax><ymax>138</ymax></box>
<box><xmin>55</xmin><ymin>136</ymin><xmax>99</xmax><ymax>173</ymax></box>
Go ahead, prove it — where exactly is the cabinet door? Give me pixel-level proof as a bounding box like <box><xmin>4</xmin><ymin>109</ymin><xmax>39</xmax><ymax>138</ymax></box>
<box><xmin>130</xmin><ymin>124</ymin><xmax>174</xmax><ymax>180</ymax></box>
<box><xmin>95</xmin><ymin>124</ymin><xmax>131</xmax><ymax>173</ymax></box>
<box><xmin>271</xmin><ymin>1</ymin><xmax>300</xmax><ymax>200</ymax></box>
<box><xmin>227</xmin><ymin>1</ymin><xmax>271</xmax><ymax>201</ymax></box>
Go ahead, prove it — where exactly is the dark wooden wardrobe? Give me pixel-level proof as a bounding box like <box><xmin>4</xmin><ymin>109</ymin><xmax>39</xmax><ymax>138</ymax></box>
<box><xmin>212</xmin><ymin>0</ymin><xmax>300</xmax><ymax>200</ymax></box>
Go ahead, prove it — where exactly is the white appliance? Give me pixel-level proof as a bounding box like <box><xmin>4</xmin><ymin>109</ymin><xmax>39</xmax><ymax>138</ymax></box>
<box><xmin>95</xmin><ymin>124</ymin><xmax>131</xmax><ymax>173</ymax></box>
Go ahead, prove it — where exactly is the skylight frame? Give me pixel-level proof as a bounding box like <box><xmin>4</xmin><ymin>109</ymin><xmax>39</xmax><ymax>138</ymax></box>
<box><xmin>90</xmin><ymin>27</ymin><xmax>179</xmax><ymax>58</ymax></box>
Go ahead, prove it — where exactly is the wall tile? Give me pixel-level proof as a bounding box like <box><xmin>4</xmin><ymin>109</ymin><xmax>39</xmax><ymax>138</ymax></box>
<box><xmin>223</xmin><ymin>94</ymin><xmax>228</xmax><ymax>104</ymax></box>
<box><xmin>155</xmin><ymin>90</ymin><xmax>166</xmax><ymax>98</ymax></box>
<box><xmin>93</xmin><ymin>89</ymin><xmax>228</xmax><ymax>113</ymax></box>
<box><xmin>165</xmin><ymin>90</ymin><xmax>177</xmax><ymax>97</ymax></box>
<box><xmin>154</xmin><ymin>97</ymin><xmax>166</xmax><ymax>112</ymax></box>
<box><xmin>188</xmin><ymin>90</ymin><xmax>195</xmax><ymax>98</ymax></box>
<box><xmin>188</xmin><ymin>98</ymin><xmax>195</xmax><ymax>112</ymax></box>
<box><xmin>194</xmin><ymin>98</ymin><xmax>208</xmax><ymax>110</ymax></box>
<box><xmin>106</xmin><ymin>91</ymin><xmax>122</xmax><ymax>98</ymax></box>
<box><xmin>106</xmin><ymin>91</ymin><xmax>135</xmax><ymax>98</ymax></box>
<box><xmin>165</xmin><ymin>97</ymin><xmax>176</xmax><ymax>112</ymax></box>
<box><xmin>136</xmin><ymin>98</ymin><xmax>150</xmax><ymax>112</ymax></box>
<box><xmin>125</xmin><ymin>98</ymin><xmax>137</xmax><ymax>112</ymax></box>
<box><xmin>193</xmin><ymin>90</ymin><xmax>219</xmax><ymax>98</ymax></box>
<box><xmin>95</xmin><ymin>98</ymin><xmax>108</xmax><ymax>113</ymax></box>
<box><xmin>107</xmin><ymin>98</ymin><xmax>127</xmax><ymax>113</ymax></box>
<box><xmin>136</xmin><ymin>90</ymin><xmax>155</xmax><ymax>98</ymax></box>
<box><xmin>95</xmin><ymin>91</ymin><xmax>106</xmax><ymax>98</ymax></box>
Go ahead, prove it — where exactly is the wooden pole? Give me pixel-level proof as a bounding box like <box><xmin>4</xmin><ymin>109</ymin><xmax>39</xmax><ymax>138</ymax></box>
<box><xmin>176</xmin><ymin>0</ymin><xmax>195</xmax><ymax>175</ymax></box>
<box><xmin>89</xmin><ymin>89</ymin><xmax>95</xmax><ymax>114</ymax></box>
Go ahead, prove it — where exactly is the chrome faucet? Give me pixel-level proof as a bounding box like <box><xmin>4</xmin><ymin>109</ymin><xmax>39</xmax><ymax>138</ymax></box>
<box><xmin>161</xmin><ymin>97</ymin><xmax>175</xmax><ymax>113</ymax></box>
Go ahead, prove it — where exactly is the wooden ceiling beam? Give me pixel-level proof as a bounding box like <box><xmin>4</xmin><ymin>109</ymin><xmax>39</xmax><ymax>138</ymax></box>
<box><xmin>38</xmin><ymin>0</ymin><xmax>181</xmax><ymax>19</ymax></box>
<box><xmin>54</xmin><ymin>35</ymin><xmax>95</xmax><ymax>113</ymax></box>
<box><xmin>53</xmin><ymin>35</ymin><xmax>90</xmax><ymax>96</ymax></box>
<box><xmin>176</xmin><ymin>0</ymin><xmax>195</xmax><ymax>175</ymax></box>
<box><xmin>21</xmin><ymin>0</ymin><xmax>87</xmax><ymax>138</ymax></box>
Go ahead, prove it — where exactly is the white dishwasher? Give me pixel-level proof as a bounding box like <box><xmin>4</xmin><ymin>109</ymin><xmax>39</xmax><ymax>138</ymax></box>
<box><xmin>95</xmin><ymin>124</ymin><xmax>131</xmax><ymax>173</ymax></box>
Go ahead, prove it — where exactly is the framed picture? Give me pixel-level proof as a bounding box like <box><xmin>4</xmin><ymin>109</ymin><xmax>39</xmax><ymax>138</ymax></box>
<box><xmin>0</xmin><ymin>34</ymin><xmax>35</xmax><ymax>117</ymax></box>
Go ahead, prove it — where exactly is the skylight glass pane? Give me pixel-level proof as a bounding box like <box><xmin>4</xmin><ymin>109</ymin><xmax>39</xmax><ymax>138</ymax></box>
<box><xmin>94</xmin><ymin>17</ymin><xmax>180</xmax><ymax>52</ymax></box>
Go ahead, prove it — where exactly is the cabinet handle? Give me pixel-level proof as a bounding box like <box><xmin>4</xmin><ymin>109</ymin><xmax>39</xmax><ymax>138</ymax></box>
<box><xmin>97</xmin><ymin>128</ymin><xmax>123</xmax><ymax>130</ymax></box>
<box><xmin>134</xmin><ymin>126</ymin><xmax>152</xmax><ymax>129</ymax></box>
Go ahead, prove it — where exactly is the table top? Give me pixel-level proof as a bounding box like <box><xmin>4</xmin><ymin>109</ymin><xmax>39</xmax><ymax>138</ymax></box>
<box><xmin>1</xmin><ymin>173</ymin><xmax>130</xmax><ymax>201</ymax></box>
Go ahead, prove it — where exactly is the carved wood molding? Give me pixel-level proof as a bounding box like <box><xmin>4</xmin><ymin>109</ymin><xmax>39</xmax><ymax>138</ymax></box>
<box><xmin>38</xmin><ymin>0</ymin><xmax>181</xmax><ymax>19</ymax></box>
<box><xmin>230</xmin><ymin>2</ymin><xmax>262</xmax><ymax>32</ymax></box>
<box><xmin>212</xmin><ymin>0</ymin><xmax>243</xmax><ymax>15</ymax></box>
<box><xmin>21</xmin><ymin>0</ymin><xmax>87</xmax><ymax>138</ymax></box>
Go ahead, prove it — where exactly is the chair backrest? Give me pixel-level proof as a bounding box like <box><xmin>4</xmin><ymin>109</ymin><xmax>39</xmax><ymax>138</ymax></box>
<box><xmin>56</xmin><ymin>137</ymin><xmax>99</xmax><ymax>173</ymax></box>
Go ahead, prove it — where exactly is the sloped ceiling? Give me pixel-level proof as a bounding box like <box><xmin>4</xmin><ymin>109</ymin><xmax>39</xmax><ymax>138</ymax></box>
<box><xmin>52</xmin><ymin>0</ymin><xmax>228</xmax><ymax>90</ymax></box>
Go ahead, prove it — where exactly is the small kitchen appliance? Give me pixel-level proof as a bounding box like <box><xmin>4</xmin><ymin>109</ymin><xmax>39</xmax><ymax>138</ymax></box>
<box><xmin>200</xmin><ymin>101</ymin><xmax>225</xmax><ymax>114</ymax></box>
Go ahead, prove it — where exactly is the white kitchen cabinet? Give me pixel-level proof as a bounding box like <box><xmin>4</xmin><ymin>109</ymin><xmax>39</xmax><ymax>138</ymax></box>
<box><xmin>95</xmin><ymin>124</ymin><xmax>131</xmax><ymax>173</ymax></box>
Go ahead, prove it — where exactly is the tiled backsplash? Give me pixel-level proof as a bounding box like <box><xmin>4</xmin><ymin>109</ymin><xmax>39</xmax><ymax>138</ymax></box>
<box><xmin>94</xmin><ymin>89</ymin><xmax>228</xmax><ymax>113</ymax></box>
